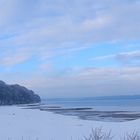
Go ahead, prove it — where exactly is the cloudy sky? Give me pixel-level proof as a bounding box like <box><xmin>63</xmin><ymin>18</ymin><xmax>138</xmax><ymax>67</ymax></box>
<box><xmin>0</xmin><ymin>0</ymin><xmax>140</xmax><ymax>98</ymax></box>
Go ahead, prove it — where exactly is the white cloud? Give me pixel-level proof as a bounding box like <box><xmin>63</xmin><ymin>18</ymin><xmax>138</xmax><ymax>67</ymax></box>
<box><xmin>91</xmin><ymin>50</ymin><xmax>140</xmax><ymax>66</ymax></box>
<box><xmin>0</xmin><ymin>0</ymin><xmax>140</xmax><ymax>46</ymax></box>
<box><xmin>0</xmin><ymin>48</ymin><xmax>33</xmax><ymax>67</ymax></box>
<box><xmin>116</xmin><ymin>51</ymin><xmax>140</xmax><ymax>62</ymax></box>
<box><xmin>0</xmin><ymin>0</ymin><xmax>139</xmax><ymax>66</ymax></box>
<box><xmin>16</xmin><ymin>67</ymin><xmax>140</xmax><ymax>97</ymax></box>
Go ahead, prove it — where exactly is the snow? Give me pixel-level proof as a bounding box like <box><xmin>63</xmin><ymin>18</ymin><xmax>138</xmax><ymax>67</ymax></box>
<box><xmin>0</xmin><ymin>106</ymin><xmax>140</xmax><ymax>140</ymax></box>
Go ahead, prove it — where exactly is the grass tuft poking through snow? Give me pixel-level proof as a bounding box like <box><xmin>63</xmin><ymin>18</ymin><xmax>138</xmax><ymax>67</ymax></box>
<box><xmin>121</xmin><ymin>131</ymin><xmax>140</xmax><ymax>140</ymax></box>
<box><xmin>83</xmin><ymin>128</ymin><xmax>113</xmax><ymax>140</ymax></box>
<box><xmin>4</xmin><ymin>131</ymin><xmax>140</xmax><ymax>140</ymax></box>
<box><xmin>83</xmin><ymin>128</ymin><xmax>140</xmax><ymax>140</ymax></box>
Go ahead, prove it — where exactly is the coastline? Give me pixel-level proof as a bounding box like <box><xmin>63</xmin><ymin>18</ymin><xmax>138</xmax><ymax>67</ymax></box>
<box><xmin>24</xmin><ymin>104</ymin><xmax>140</xmax><ymax>122</ymax></box>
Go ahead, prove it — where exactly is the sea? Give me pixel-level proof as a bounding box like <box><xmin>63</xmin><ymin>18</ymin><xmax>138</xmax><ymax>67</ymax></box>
<box><xmin>43</xmin><ymin>96</ymin><xmax>140</xmax><ymax>111</ymax></box>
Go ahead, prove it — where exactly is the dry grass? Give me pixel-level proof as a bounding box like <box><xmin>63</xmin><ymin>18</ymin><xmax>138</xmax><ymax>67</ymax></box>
<box><xmin>4</xmin><ymin>129</ymin><xmax>140</xmax><ymax>140</ymax></box>
<box><xmin>83</xmin><ymin>128</ymin><xmax>113</xmax><ymax>140</ymax></box>
<box><xmin>83</xmin><ymin>128</ymin><xmax>140</xmax><ymax>140</ymax></box>
<box><xmin>121</xmin><ymin>131</ymin><xmax>140</xmax><ymax>140</ymax></box>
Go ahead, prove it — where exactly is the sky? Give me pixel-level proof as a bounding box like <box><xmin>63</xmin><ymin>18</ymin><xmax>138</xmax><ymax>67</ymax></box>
<box><xmin>0</xmin><ymin>0</ymin><xmax>140</xmax><ymax>98</ymax></box>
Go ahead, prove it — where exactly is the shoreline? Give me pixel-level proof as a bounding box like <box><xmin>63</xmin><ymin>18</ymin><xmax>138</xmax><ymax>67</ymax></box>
<box><xmin>23</xmin><ymin>104</ymin><xmax>140</xmax><ymax>122</ymax></box>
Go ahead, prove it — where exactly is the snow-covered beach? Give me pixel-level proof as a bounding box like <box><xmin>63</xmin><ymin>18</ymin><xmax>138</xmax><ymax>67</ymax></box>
<box><xmin>0</xmin><ymin>106</ymin><xmax>140</xmax><ymax>140</ymax></box>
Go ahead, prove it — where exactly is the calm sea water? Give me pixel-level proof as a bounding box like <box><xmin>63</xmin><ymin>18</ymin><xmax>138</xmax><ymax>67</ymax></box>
<box><xmin>43</xmin><ymin>97</ymin><xmax>140</xmax><ymax>111</ymax></box>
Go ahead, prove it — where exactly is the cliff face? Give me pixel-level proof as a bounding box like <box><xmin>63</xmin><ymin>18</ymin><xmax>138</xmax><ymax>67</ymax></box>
<box><xmin>0</xmin><ymin>81</ymin><xmax>41</xmax><ymax>105</ymax></box>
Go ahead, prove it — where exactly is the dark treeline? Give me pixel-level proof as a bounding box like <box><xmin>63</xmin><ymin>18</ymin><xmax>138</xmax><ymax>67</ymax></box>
<box><xmin>0</xmin><ymin>81</ymin><xmax>41</xmax><ymax>105</ymax></box>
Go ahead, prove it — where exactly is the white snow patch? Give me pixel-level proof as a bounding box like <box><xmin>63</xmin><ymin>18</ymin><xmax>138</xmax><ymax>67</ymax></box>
<box><xmin>0</xmin><ymin>106</ymin><xmax>139</xmax><ymax>140</ymax></box>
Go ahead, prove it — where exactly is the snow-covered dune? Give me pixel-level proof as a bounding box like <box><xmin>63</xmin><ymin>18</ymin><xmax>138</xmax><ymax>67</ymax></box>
<box><xmin>0</xmin><ymin>106</ymin><xmax>140</xmax><ymax>140</ymax></box>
